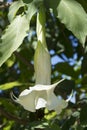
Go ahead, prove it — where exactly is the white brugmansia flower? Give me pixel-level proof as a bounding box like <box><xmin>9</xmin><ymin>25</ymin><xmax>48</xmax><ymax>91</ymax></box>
<box><xmin>12</xmin><ymin>7</ymin><xmax>70</xmax><ymax>115</ymax></box>
<box><xmin>13</xmin><ymin>80</ymin><xmax>69</xmax><ymax>114</ymax></box>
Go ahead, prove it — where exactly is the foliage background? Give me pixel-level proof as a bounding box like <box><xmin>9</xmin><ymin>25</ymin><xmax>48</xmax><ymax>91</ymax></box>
<box><xmin>0</xmin><ymin>0</ymin><xmax>87</xmax><ymax>129</ymax></box>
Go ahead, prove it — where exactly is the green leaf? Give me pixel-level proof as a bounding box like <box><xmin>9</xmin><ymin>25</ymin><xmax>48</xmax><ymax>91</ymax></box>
<box><xmin>56</xmin><ymin>0</ymin><xmax>87</xmax><ymax>45</ymax></box>
<box><xmin>55</xmin><ymin>62</ymin><xmax>78</xmax><ymax>78</ymax></box>
<box><xmin>0</xmin><ymin>15</ymin><xmax>29</xmax><ymax>66</ymax></box>
<box><xmin>76</xmin><ymin>0</ymin><xmax>87</xmax><ymax>12</ymax></box>
<box><xmin>44</xmin><ymin>0</ymin><xmax>61</xmax><ymax>11</ymax></box>
<box><xmin>5</xmin><ymin>55</ymin><xmax>15</xmax><ymax>67</ymax></box>
<box><xmin>23</xmin><ymin>0</ymin><xmax>33</xmax><ymax>4</ymax></box>
<box><xmin>3</xmin><ymin>121</ymin><xmax>13</xmax><ymax>130</ymax></box>
<box><xmin>50</xmin><ymin>124</ymin><xmax>60</xmax><ymax>130</ymax></box>
<box><xmin>82</xmin><ymin>75</ymin><xmax>87</xmax><ymax>86</ymax></box>
<box><xmin>76</xmin><ymin>125</ymin><xmax>84</xmax><ymax>130</ymax></box>
<box><xmin>26</xmin><ymin>0</ymin><xmax>43</xmax><ymax>22</ymax></box>
<box><xmin>54</xmin><ymin>79</ymin><xmax>75</xmax><ymax>95</ymax></box>
<box><xmin>0</xmin><ymin>98</ymin><xmax>18</xmax><ymax>113</ymax></box>
<box><xmin>45</xmin><ymin>124</ymin><xmax>60</xmax><ymax>130</ymax></box>
<box><xmin>62</xmin><ymin>116</ymin><xmax>76</xmax><ymax>130</ymax></box>
<box><xmin>0</xmin><ymin>81</ymin><xmax>22</xmax><ymax>90</ymax></box>
<box><xmin>26</xmin><ymin>2</ymin><xmax>37</xmax><ymax>22</ymax></box>
<box><xmin>80</xmin><ymin>104</ymin><xmax>87</xmax><ymax>127</ymax></box>
<box><xmin>81</xmin><ymin>53</ymin><xmax>87</xmax><ymax>76</ymax></box>
<box><xmin>8</xmin><ymin>0</ymin><xmax>25</xmax><ymax>22</ymax></box>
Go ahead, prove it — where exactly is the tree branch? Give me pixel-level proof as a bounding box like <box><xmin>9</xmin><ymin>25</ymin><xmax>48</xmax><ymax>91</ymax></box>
<box><xmin>14</xmin><ymin>51</ymin><xmax>34</xmax><ymax>70</ymax></box>
<box><xmin>0</xmin><ymin>2</ymin><xmax>11</xmax><ymax>9</ymax></box>
<box><xmin>0</xmin><ymin>122</ymin><xmax>7</xmax><ymax>129</ymax></box>
<box><xmin>0</xmin><ymin>107</ymin><xmax>28</xmax><ymax>125</ymax></box>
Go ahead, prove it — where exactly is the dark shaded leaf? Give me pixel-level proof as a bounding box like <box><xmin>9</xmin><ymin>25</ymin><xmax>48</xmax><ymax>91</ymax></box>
<box><xmin>23</xmin><ymin>0</ymin><xmax>33</xmax><ymax>4</ymax></box>
<box><xmin>62</xmin><ymin>116</ymin><xmax>76</xmax><ymax>130</ymax></box>
<box><xmin>55</xmin><ymin>62</ymin><xmax>78</xmax><ymax>78</ymax></box>
<box><xmin>80</xmin><ymin>104</ymin><xmax>87</xmax><ymax>127</ymax></box>
<box><xmin>54</xmin><ymin>79</ymin><xmax>75</xmax><ymax>95</ymax></box>
<box><xmin>44</xmin><ymin>0</ymin><xmax>61</xmax><ymax>14</ymax></box>
<box><xmin>81</xmin><ymin>53</ymin><xmax>87</xmax><ymax>76</ymax></box>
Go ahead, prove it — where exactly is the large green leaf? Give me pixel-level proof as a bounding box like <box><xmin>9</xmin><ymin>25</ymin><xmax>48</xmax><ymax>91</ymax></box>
<box><xmin>0</xmin><ymin>15</ymin><xmax>29</xmax><ymax>66</ymax></box>
<box><xmin>56</xmin><ymin>0</ymin><xmax>87</xmax><ymax>45</ymax></box>
<box><xmin>8</xmin><ymin>0</ymin><xmax>25</xmax><ymax>22</ymax></box>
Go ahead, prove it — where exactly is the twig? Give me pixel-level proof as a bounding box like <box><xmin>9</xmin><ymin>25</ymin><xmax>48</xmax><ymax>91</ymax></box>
<box><xmin>0</xmin><ymin>2</ymin><xmax>11</xmax><ymax>9</ymax></box>
<box><xmin>14</xmin><ymin>51</ymin><xmax>34</xmax><ymax>70</ymax></box>
<box><xmin>0</xmin><ymin>122</ymin><xmax>7</xmax><ymax>129</ymax></box>
<box><xmin>0</xmin><ymin>107</ymin><xmax>28</xmax><ymax>125</ymax></box>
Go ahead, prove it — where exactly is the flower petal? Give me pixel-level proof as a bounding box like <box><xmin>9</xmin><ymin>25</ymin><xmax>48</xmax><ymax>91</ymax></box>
<box><xmin>54</xmin><ymin>99</ymin><xmax>68</xmax><ymax>114</ymax></box>
<box><xmin>17</xmin><ymin>89</ymin><xmax>36</xmax><ymax>112</ymax></box>
<box><xmin>46</xmin><ymin>92</ymin><xmax>59</xmax><ymax>110</ymax></box>
<box><xmin>36</xmin><ymin>98</ymin><xmax>47</xmax><ymax>109</ymax></box>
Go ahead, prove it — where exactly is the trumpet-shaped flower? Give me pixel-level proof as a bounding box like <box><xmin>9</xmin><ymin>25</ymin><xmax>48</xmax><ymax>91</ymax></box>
<box><xmin>12</xmin><ymin>7</ymin><xmax>69</xmax><ymax>115</ymax></box>
<box><xmin>13</xmin><ymin>80</ymin><xmax>68</xmax><ymax>114</ymax></box>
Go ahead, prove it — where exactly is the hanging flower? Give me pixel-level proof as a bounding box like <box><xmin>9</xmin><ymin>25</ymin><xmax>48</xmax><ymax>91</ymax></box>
<box><xmin>13</xmin><ymin>80</ymin><xmax>68</xmax><ymax>114</ymax></box>
<box><xmin>12</xmin><ymin>7</ymin><xmax>71</xmax><ymax>115</ymax></box>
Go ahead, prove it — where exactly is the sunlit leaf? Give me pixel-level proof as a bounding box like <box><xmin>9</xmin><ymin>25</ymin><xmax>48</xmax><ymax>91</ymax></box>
<box><xmin>3</xmin><ymin>121</ymin><xmax>14</xmax><ymax>130</ymax></box>
<box><xmin>5</xmin><ymin>55</ymin><xmax>15</xmax><ymax>67</ymax></box>
<box><xmin>26</xmin><ymin>0</ymin><xmax>43</xmax><ymax>22</ymax></box>
<box><xmin>57</xmin><ymin>0</ymin><xmax>87</xmax><ymax>45</ymax></box>
<box><xmin>26</xmin><ymin>2</ymin><xmax>37</xmax><ymax>22</ymax></box>
<box><xmin>0</xmin><ymin>15</ymin><xmax>29</xmax><ymax>66</ymax></box>
<box><xmin>0</xmin><ymin>81</ymin><xmax>22</xmax><ymax>90</ymax></box>
<box><xmin>8</xmin><ymin>0</ymin><xmax>25</xmax><ymax>22</ymax></box>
